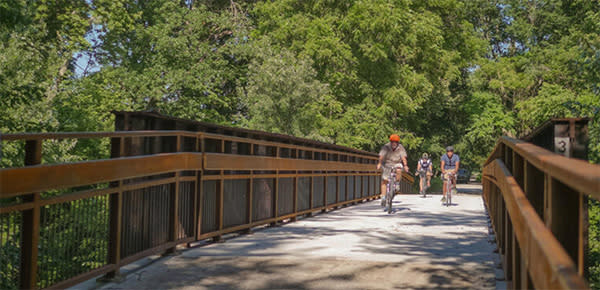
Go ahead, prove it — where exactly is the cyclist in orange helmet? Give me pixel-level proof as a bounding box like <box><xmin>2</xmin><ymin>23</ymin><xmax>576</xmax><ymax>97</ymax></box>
<box><xmin>376</xmin><ymin>134</ymin><xmax>409</xmax><ymax>206</ymax></box>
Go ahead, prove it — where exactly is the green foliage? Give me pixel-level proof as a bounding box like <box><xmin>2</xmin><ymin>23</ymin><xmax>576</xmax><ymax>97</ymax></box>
<box><xmin>458</xmin><ymin>91</ymin><xmax>516</xmax><ymax>168</ymax></box>
<box><xmin>2</xmin><ymin>0</ymin><xmax>600</xmax><ymax>287</ymax></box>
<box><xmin>87</xmin><ymin>1</ymin><xmax>254</xmax><ymax>124</ymax></box>
<box><xmin>36</xmin><ymin>198</ymin><xmax>109</xmax><ymax>288</ymax></box>
<box><xmin>240</xmin><ymin>41</ymin><xmax>334</xmax><ymax>141</ymax></box>
<box><xmin>0</xmin><ymin>213</ymin><xmax>20</xmax><ymax>290</ymax></box>
<box><xmin>250</xmin><ymin>0</ymin><xmax>485</xmax><ymax>158</ymax></box>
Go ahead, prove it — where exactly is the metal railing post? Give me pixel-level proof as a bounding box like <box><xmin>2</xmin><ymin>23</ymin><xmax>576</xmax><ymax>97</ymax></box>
<box><xmin>546</xmin><ymin>176</ymin><xmax>582</xmax><ymax>271</ymax></box>
<box><xmin>103</xmin><ymin>137</ymin><xmax>124</xmax><ymax>280</ymax></box>
<box><xmin>504</xmin><ymin>210</ymin><xmax>513</xmax><ymax>281</ymax></box>
<box><xmin>247</xmin><ymin>143</ymin><xmax>254</xmax><ymax>228</ymax></box>
<box><xmin>196</xmin><ymin>136</ymin><xmax>205</xmax><ymax>240</ymax></box>
<box><xmin>20</xmin><ymin>140</ymin><xmax>42</xmax><ymax>289</ymax></box>
<box><xmin>166</xmin><ymin>135</ymin><xmax>182</xmax><ymax>254</ymax></box>
<box><xmin>271</xmin><ymin>147</ymin><xmax>279</xmax><ymax>226</ymax></box>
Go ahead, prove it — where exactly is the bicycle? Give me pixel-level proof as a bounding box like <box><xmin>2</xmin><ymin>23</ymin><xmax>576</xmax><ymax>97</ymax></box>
<box><xmin>384</xmin><ymin>166</ymin><xmax>399</xmax><ymax>214</ymax></box>
<box><xmin>417</xmin><ymin>169</ymin><xmax>428</xmax><ymax>198</ymax></box>
<box><xmin>444</xmin><ymin>171</ymin><xmax>456</xmax><ymax>207</ymax></box>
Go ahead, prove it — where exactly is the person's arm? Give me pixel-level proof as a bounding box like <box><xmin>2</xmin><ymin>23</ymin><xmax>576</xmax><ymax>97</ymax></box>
<box><xmin>399</xmin><ymin>145</ymin><xmax>408</xmax><ymax>172</ymax></box>
<box><xmin>377</xmin><ymin>154</ymin><xmax>384</xmax><ymax>170</ymax></box>
<box><xmin>441</xmin><ymin>160</ymin><xmax>446</xmax><ymax>175</ymax></box>
<box><xmin>417</xmin><ymin>161</ymin><xmax>422</xmax><ymax>171</ymax></box>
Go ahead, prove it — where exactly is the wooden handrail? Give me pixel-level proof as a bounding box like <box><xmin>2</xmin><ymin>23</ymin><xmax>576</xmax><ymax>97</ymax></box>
<box><xmin>1</xmin><ymin>130</ymin><xmax>379</xmax><ymax>159</ymax></box>
<box><xmin>483</xmin><ymin>135</ymin><xmax>598</xmax><ymax>289</ymax></box>
<box><xmin>486</xmin><ymin>136</ymin><xmax>600</xmax><ymax>199</ymax></box>
<box><xmin>1</xmin><ymin>153</ymin><xmax>384</xmax><ymax>198</ymax></box>
<box><xmin>0</xmin><ymin>128</ymin><xmax>408</xmax><ymax>289</ymax></box>
<box><xmin>0</xmin><ymin>130</ymin><xmax>198</xmax><ymax>140</ymax></box>
<box><xmin>0</xmin><ymin>153</ymin><xmax>202</xmax><ymax>197</ymax></box>
<box><xmin>483</xmin><ymin>159</ymin><xmax>588</xmax><ymax>289</ymax></box>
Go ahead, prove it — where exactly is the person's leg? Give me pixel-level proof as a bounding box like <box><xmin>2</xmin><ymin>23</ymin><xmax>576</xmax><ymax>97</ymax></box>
<box><xmin>442</xmin><ymin>173</ymin><xmax>447</xmax><ymax>201</ymax></box>
<box><xmin>427</xmin><ymin>170</ymin><xmax>432</xmax><ymax>187</ymax></box>
<box><xmin>452</xmin><ymin>174</ymin><xmax>457</xmax><ymax>190</ymax></box>
<box><xmin>381</xmin><ymin>180</ymin><xmax>389</xmax><ymax>206</ymax></box>
<box><xmin>380</xmin><ymin>180</ymin><xmax>388</xmax><ymax>199</ymax></box>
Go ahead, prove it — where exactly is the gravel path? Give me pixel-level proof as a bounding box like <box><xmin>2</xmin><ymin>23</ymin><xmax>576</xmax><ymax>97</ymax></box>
<box><xmin>92</xmin><ymin>185</ymin><xmax>500</xmax><ymax>289</ymax></box>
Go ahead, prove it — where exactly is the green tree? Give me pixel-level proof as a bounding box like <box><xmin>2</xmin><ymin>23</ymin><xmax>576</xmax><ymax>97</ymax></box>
<box><xmin>240</xmin><ymin>42</ymin><xmax>334</xmax><ymax>141</ymax></box>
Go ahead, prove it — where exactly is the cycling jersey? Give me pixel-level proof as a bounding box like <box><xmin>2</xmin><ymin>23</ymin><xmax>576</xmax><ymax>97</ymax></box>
<box><xmin>419</xmin><ymin>158</ymin><xmax>432</xmax><ymax>171</ymax></box>
<box><xmin>379</xmin><ymin>142</ymin><xmax>406</xmax><ymax>181</ymax></box>
<box><xmin>379</xmin><ymin>142</ymin><xmax>407</xmax><ymax>167</ymax></box>
<box><xmin>441</xmin><ymin>153</ymin><xmax>460</xmax><ymax>170</ymax></box>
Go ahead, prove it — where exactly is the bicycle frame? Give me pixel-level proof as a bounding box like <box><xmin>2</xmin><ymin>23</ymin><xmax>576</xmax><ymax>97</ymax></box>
<box><xmin>385</xmin><ymin>166</ymin><xmax>398</xmax><ymax>213</ymax></box>
<box><xmin>444</xmin><ymin>172</ymin><xmax>456</xmax><ymax>206</ymax></box>
<box><xmin>418</xmin><ymin>170</ymin><xmax>427</xmax><ymax>197</ymax></box>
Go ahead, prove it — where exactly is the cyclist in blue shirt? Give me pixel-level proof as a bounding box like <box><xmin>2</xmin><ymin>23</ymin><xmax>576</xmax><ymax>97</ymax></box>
<box><xmin>440</xmin><ymin>146</ymin><xmax>460</xmax><ymax>202</ymax></box>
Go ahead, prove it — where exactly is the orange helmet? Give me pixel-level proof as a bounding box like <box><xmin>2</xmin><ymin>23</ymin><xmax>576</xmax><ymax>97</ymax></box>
<box><xmin>389</xmin><ymin>134</ymin><xmax>400</xmax><ymax>142</ymax></box>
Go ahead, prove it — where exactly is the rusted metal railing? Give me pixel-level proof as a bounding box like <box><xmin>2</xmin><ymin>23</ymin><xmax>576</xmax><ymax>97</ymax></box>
<box><xmin>482</xmin><ymin>136</ymin><xmax>599</xmax><ymax>289</ymax></box>
<box><xmin>1</xmin><ymin>128</ymin><xmax>413</xmax><ymax>289</ymax></box>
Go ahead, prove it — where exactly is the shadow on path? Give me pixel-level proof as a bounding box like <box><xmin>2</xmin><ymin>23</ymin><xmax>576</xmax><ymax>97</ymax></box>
<box><xmin>94</xmin><ymin>194</ymin><xmax>497</xmax><ymax>290</ymax></box>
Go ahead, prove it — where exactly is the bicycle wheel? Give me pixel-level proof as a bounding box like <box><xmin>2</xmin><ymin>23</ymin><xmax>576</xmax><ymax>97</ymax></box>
<box><xmin>445</xmin><ymin>177</ymin><xmax>451</xmax><ymax>207</ymax></box>
<box><xmin>420</xmin><ymin>173</ymin><xmax>426</xmax><ymax>197</ymax></box>
<box><xmin>387</xmin><ymin>180</ymin><xmax>394</xmax><ymax>213</ymax></box>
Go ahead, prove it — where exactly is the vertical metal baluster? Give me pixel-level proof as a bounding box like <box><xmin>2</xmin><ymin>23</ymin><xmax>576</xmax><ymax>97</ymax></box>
<box><xmin>20</xmin><ymin>139</ymin><xmax>42</xmax><ymax>289</ymax></box>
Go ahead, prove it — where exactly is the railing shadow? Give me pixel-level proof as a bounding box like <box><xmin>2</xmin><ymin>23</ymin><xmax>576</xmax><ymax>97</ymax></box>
<box><xmin>97</xmin><ymin>196</ymin><xmax>497</xmax><ymax>289</ymax></box>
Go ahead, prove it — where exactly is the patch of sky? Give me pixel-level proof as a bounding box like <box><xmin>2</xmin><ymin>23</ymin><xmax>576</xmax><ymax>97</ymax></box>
<box><xmin>73</xmin><ymin>23</ymin><xmax>104</xmax><ymax>78</ymax></box>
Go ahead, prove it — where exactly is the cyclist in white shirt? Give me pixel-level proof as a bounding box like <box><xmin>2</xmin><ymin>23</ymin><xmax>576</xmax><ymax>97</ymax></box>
<box><xmin>417</xmin><ymin>153</ymin><xmax>433</xmax><ymax>192</ymax></box>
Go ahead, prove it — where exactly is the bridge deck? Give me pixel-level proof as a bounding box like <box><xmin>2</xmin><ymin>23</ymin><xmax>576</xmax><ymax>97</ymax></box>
<box><xmin>89</xmin><ymin>185</ymin><xmax>500</xmax><ymax>289</ymax></box>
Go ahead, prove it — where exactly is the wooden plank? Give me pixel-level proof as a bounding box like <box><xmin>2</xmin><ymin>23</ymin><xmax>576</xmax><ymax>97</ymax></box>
<box><xmin>118</xmin><ymin>239</ymin><xmax>189</xmax><ymax>266</ymax></box>
<box><xmin>2</xmin><ymin>130</ymin><xmax>199</xmax><ymax>141</ymax></box>
<box><xmin>203</xmin><ymin>153</ymin><xmax>378</xmax><ymax>172</ymax></box>
<box><xmin>0</xmin><ymin>202</ymin><xmax>34</xmax><ymax>214</ymax></box>
<box><xmin>2</xmin><ymin>130</ymin><xmax>380</xmax><ymax>162</ymax></box>
<box><xmin>198</xmin><ymin>132</ymin><xmax>378</xmax><ymax>159</ymax></box>
<box><xmin>200</xmin><ymin>172</ymin><xmax>379</xmax><ymax>180</ymax></box>
<box><xmin>483</xmin><ymin>159</ymin><xmax>588</xmax><ymax>289</ymax></box>
<box><xmin>1</xmin><ymin>153</ymin><xmax>203</xmax><ymax>197</ymax></box>
<box><xmin>496</xmin><ymin>137</ymin><xmax>600</xmax><ymax>199</ymax></box>
<box><xmin>40</xmin><ymin>177</ymin><xmax>174</xmax><ymax>208</ymax></box>
<box><xmin>46</xmin><ymin>264</ymin><xmax>116</xmax><ymax>290</ymax></box>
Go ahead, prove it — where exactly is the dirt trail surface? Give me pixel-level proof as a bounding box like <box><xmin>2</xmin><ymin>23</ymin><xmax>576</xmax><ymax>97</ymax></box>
<box><xmin>96</xmin><ymin>185</ymin><xmax>498</xmax><ymax>289</ymax></box>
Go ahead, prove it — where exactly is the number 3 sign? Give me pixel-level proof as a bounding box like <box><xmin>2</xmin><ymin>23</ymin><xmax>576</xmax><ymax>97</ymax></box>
<box><xmin>554</xmin><ymin>137</ymin><xmax>571</xmax><ymax>157</ymax></box>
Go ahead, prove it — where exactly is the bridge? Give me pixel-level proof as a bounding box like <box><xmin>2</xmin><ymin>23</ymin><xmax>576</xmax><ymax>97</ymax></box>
<box><xmin>1</xmin><ymin>112</ymin><xmax>598</xmax><ymax>289</ymax></box>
